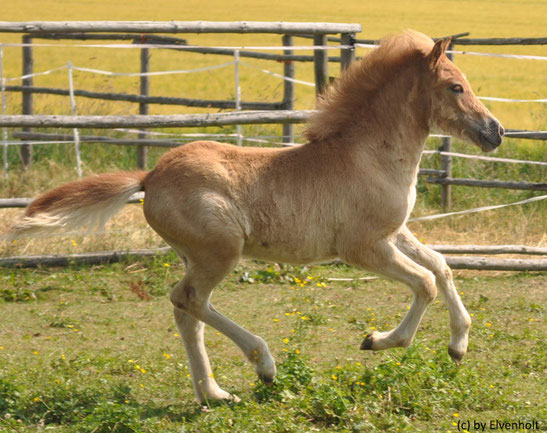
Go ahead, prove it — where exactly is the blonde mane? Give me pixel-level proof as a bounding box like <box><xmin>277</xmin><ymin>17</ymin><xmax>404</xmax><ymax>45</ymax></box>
<box><xmin>305</xmin><ymin>30</ymin><xmax>435</xmax><ymax>143</ymax></box>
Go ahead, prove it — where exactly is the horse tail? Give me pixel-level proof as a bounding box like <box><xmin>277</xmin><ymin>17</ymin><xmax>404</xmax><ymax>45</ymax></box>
<box><xmin>10</xmin><ymin>171</ymin><xmax>147</xmax><ymax>239</ymax></box>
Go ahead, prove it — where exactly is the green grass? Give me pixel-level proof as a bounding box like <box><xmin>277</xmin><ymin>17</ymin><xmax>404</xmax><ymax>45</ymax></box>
<box><xmin>0</xmin><ymin>256</ymin><xmax>545</xmax><ymax>432</ymax></box>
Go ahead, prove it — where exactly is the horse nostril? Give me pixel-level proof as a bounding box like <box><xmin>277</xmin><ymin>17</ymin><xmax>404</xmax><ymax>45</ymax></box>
<box><xmin>499</xmin><ymin>124</ymin><xmax>505</xmax><ymax>137</ymax></box>
<box><xmin>489</xmin><ymin>119</ymin><xmax>504</xmax><ymax>138</ymax></box>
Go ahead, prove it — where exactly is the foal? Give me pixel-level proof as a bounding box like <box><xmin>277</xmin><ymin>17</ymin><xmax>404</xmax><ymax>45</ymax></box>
<box><xmin>12</xmin><ymin>30</ymin><xmax>504</xmax><ymax>403</ymax></box>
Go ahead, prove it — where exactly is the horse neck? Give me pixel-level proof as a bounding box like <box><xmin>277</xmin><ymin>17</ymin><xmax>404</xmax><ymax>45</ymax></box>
<box><xmin>365</xmin><ymin>75</ymin><xmax>430</xmax><ymax>163</ymax></box>
<box><xmin>317</xmin><ymin>64</ymin><xmax>432</xmax><ymax>180</ymax></box>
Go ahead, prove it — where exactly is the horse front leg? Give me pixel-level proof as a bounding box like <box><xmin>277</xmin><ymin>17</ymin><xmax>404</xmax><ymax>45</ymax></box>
<box><xmin>395</xmin><ymin>226</ymin><xmax>471</xmax><ymax>363</ymax></box>
<box><xmin>342</xmin><ymin>239</ymin><xmax>437</xmax><ymax>351</ymax></box>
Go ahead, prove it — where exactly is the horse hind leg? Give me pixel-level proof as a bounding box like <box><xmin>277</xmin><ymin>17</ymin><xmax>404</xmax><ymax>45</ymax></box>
<box><xmin>174</xmin><ymin>308</ymin><xmax>237</xmax><ymax>402</ymax></box>
<box><xmin>167</xmin><ymin>247</ymin><xmax>231</xmax><ymax>402</ymax></box>
<box><xmin>171</xmin><ymin>248</ymin><xmax>276</xmax><ymax>403</ymax></box>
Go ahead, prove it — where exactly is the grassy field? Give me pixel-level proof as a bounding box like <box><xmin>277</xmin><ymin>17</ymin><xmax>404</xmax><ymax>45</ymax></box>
<box><xmin>0</xmin><ymin>1</ymin><xmax>546</xmax><ymax>432</ymax></box>
<box><xmin>0</xmin><ymin>256</ymin><xmax>545</xmax><ymax>432</ymax></box>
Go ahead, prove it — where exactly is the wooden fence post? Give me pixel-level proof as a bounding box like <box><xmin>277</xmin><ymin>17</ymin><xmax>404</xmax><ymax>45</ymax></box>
<box><xmin>21</xmin><ymin>34</ymin><xmax>33</xmax><ymax>169</ymax></box>
<box><xmin>440</xmin><ymin>41</ymin><xmax>454</xmax><ymax>210</ymax></box>
<box><xmin>340</xmin><ymin>32</ymin><xmax>355</xmax><ymax>71</ymax></box>
<box><xmin>138</xmin><ymin>45</ymin><xmax>149</xmax><ymax>169</ymax></box>
<box><xmin>313</xmin><ymin>34</ymin><xmax>328</xmax><ymax>96</ymax></box>
<box><xmin>282</xmin><ymin>35</ymin><xmax>295</xmax><ymax>143</ymax></box>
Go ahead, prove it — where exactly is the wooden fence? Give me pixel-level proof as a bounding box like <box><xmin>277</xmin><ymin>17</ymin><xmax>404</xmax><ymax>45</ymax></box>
<box><xmin>1</xmin><ymin>245</ymin><xmax>545</xmax><ymax>271</ymax></box>
<box><xmin>0</xmin><ymin>20</ymin><xmax>360</xmax><ymax>169</ymax></box>
<box><xmin>0</xmin><ymin>22</ymin><xmax>545</xmax><ymax>271</ymax></box>
<box><xmin>1</xmin><ymin>23</ymin><xmax>544</xmax><ymax>204</ymax></box>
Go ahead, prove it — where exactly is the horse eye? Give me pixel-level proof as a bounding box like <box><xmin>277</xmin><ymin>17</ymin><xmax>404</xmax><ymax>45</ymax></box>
<box><xmin>450</xmin><ymin>84</ymin><xmax>464</xmax><ymax>94</ymax></box>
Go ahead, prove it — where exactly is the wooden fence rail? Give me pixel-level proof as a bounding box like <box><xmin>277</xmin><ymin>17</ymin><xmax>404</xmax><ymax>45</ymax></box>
<box><xmin>1</xmin><ymin>246</ymin><xmax>545</xmax><ymax>270</ymax></box>
<box><xmin>0</xmin><ymin>21</ymin><xmax>362</xmax><ymax>35</ymax></box>
<box><xmin>427</xmin><ymin>177</ymin><xmax>547</xmax><ymax>192</ymax></box>
<box><xmin>0</xmin><ymin>21</ymin><xmax>362</xmax><ymax>168</ymax></box>
<box><xmin>3</xmin><ymin>85</ymin><xmax>283</xmax><ymax>110</ymax></box>
<box><xmin>430</xmin><ymin>245</ymin><xmax>547</xmax><ymax>255</ymax></box>
<box><xmin>0</xmin><ymin>111</ymin><xmax>312</xmax><ymax>128</ymax></box>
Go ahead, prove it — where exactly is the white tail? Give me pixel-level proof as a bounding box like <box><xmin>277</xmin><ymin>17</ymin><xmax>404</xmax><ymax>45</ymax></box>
<box><xmin>10</xmin><ymin>171</ymin><xmax>147</xmax><ymax>239</ymax></box>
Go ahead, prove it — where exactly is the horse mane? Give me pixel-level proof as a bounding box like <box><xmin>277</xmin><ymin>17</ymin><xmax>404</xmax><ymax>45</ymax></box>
<box><xmin>305</xmin><ymin>30</ymin><xmax>435</xmax><ymax>143</ymax></box>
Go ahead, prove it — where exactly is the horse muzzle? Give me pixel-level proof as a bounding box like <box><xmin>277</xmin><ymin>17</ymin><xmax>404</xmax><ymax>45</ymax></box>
<box><xmin>477</xmin><ymin>118</ymin><xmax>504</xmax><ymax>152</ymax></box>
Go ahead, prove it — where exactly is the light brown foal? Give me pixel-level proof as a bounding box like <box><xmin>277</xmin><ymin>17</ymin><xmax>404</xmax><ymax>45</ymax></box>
<box><xmin>11</xmin><ymin>31</ymin><xmax>504</xmax><ymax>403</ymax></box>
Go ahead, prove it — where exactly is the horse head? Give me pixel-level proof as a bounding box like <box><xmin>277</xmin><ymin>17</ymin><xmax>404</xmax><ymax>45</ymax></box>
<box><xmin>426</xmin><ymin>38</ymin><xmax>505</xmax><ymax>152</ymax></box>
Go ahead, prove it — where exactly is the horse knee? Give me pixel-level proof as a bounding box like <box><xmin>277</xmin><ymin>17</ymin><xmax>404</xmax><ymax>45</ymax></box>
<box><xmin>428</xmin><ymin>252</ymin><xmax>453</xmax><ymax>282</ymax></box>
<box><xmin>416</xmin><ymin>272</ymin><xmax>437</xmax><ymax>303</ymax></box>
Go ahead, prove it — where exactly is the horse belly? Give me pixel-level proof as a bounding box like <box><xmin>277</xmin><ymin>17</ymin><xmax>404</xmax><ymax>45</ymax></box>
<box><xmin>242</xmin><ymin>227</ymin><xmax>337</xmax><ymax>265</ymax></box>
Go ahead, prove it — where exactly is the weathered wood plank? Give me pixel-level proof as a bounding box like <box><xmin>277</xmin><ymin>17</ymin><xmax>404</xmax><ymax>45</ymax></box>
<box><xmin>426</xmin><ymin>177</ymin><xmax>547</xmax><ymax>191</ymax></box>
<box><xmin>20</xmin><ymin>35</ymin><xmax>33</xmax><ymax>169</ymax></box>
<box><xmin>4</xmin><ymin>85</ymin><xmax>282</xmax><ymax>110</ymax></box>
<box><xmin>0</xmin><ymin>247</ymin><xmax>172</xmax><ymax>268</ymax></box>
<box><xmin>453</xmin><ymin>37</ymin><xmax>547</xmax><ymax>46</ymax></box>
<box><xmin>0</xmin><ymin>21</ymin><xmax>362</xmax><ymax>35</ymax></box>
<box><xmin>282</xmin><ymin>35</ymin><xmax>295</xmax><ymax>143</ymax></box>
<box><xmin>445</xmin><ymin>256</ymin><xmax>547</xmax><ymax>271</ymax></box>
<box><xmin>340</xmin><ymin>33</ymin><xmax>355</xmax><ymax>70</ymax></box>
<box><xmin>12</xmin><ymin>131</ymin><xmax>183</xmax><ymax>148</ymax></box>
<box><xmin>1</xmin><ymin>249</ymin><xmax>545</xmax><ymax>270</ymax></box>
<box><xmin>0</xmin><ymin>110</ymin><xmax>313</xmax><ymax>128</ymax></box>
<box><xmin>313</xmin><ymin>34</ymin><xmax>329</xmax><ymax>96</ymax></box>
<box><xmin>0</xmin><ymin>192</ymin><xmax>144</xmax><ymax>208</ymax></box>
<box><xmin>430</xmin><ymin>244</ymin><xmax>547</xmax><ymax>256</ymax></box>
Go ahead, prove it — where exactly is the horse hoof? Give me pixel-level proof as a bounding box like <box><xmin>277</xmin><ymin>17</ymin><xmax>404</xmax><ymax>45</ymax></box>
<box><xmin>360</xmin><ymin>334</ymin><xmax>374</xmax><ymax>350</ymax></box>
<box><xmin>258</xmin><ymin>373</ymin><xmax>275</xmax><ymax>386</ymax></box>
<box><xmin>200</xmin><ymin>391</ymin><xmax>241</xmax><ymax>405</ymax></box>
<box><xmin>448</xmin><ymin>347</ymin><xmax>464</xmax><ymax>365</ymax></box>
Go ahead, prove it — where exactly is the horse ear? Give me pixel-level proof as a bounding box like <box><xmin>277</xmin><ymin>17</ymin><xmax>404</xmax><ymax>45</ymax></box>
<box><xmin>428</xmin><ymin>37</ymin><xmax>451</xmax><ymax>68</ymax></box>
